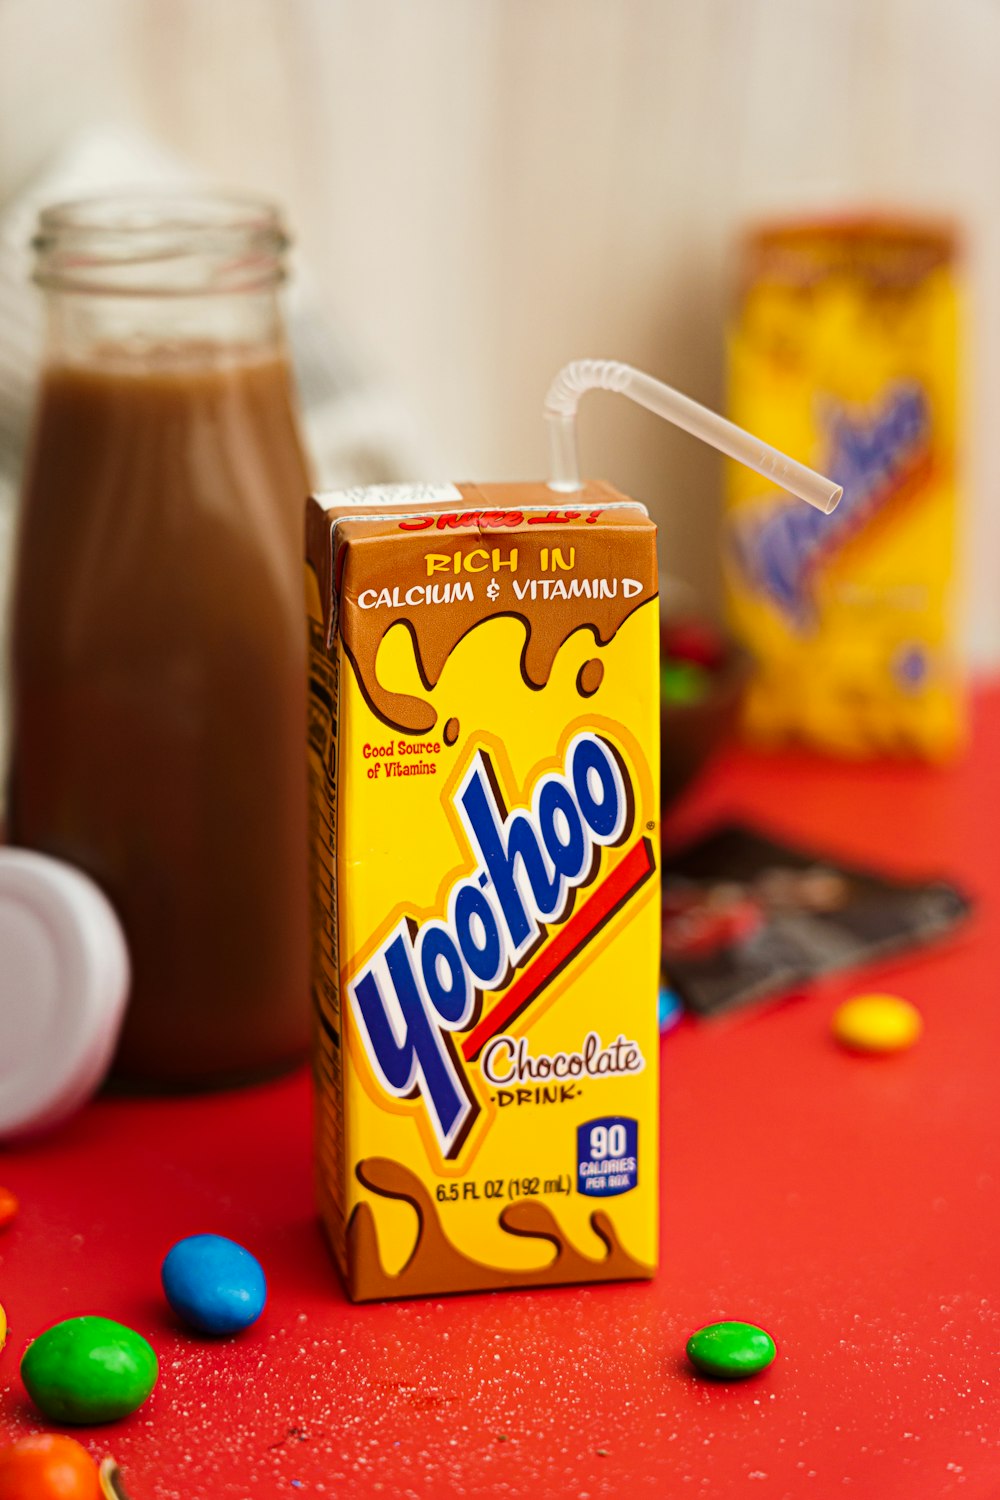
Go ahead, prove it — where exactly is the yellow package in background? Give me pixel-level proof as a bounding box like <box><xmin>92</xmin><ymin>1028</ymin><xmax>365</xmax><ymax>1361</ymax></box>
<box><xmin>725</xmin><ymin>217</ymin><xmax>963</xmax><ymax>759</ymax></box>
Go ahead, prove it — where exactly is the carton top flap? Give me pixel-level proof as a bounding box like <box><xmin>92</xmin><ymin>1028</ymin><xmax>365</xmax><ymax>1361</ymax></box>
<box><xmin>309</xmin><ymin>480</ymin><xmax>651</xmax><ymax>538</ymax></box>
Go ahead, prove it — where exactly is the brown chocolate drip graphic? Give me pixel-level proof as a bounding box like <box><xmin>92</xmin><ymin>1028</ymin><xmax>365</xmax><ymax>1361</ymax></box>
<box><xmin>443</xmin><ymin>716</ymin><xmax>460</xmax><ymax>745</ymax></box>
<box><xmin>576</xmin><ymin>658</ymin><xmax>604</xmax><ymax>697</ymax></box>
<box><xmin>339</xmin><ymin>520</ymin><xmax>656</xmax><ymax>735</ymax></box>
<box><xmin>346</xmin><ymin>1158</ymin><xmax>651</xmax><ymax>1301</ymax></box>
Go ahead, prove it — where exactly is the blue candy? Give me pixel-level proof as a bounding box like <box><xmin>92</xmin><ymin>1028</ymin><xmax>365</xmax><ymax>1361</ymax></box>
<box><xmin>658</xmin><ymin>984</ymin><xmax>683</xmax><ymax>1033</ymax></box>
<box><xmin>161</xmin><ymin>1234</ymin><xmax>267</xmax><ymax>1336</ymax></box>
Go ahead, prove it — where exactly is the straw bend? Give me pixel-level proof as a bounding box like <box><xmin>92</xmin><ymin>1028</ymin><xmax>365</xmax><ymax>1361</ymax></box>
<box><xmin>544</xmin><ymin>358</ymin><xmax>842</xmax><ymax>514</ymax></box>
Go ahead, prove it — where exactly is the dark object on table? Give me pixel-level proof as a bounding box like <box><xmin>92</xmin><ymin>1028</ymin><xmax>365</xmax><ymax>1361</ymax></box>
<box><xmin>660</xmin><ymin>617</ymin><xmax>752</xmax><ymax>803</ymax></box>
<box><xmin>663</xmin><ymin>822</ymin><xmax>971</xmax><ymax>1017</ymax></box>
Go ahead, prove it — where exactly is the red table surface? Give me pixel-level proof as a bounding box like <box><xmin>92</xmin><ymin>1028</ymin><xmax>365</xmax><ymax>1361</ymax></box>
<box><xmin>3</xmin><ymin>687</ymin><xmax>1000</xmax><ymax>1500</ymax></box>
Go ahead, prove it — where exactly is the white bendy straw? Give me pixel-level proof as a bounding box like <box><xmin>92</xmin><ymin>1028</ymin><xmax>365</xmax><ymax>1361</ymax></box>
<box><xmin>544</xmin><ymin>359</ymin><xmax>842</xmax><ymax>514</ymax></box>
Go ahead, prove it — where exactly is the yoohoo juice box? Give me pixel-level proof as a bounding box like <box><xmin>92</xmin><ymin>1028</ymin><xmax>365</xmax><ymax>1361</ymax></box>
<box><xmin>305</xmin><ymin>481</ymin><xmax>660</xmax><ymax>1301</ymax></box>
<box><xmin>726</xmin><ymin>217</ymin><xmax>962</xmax><ymax>759</ymax></box>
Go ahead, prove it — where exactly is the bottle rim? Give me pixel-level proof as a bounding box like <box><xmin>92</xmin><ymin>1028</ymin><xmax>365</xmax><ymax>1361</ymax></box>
<box><xmin>33</xmin><ymin>191</ymin><xmax>289</xmax><ymax>296</ymax></box>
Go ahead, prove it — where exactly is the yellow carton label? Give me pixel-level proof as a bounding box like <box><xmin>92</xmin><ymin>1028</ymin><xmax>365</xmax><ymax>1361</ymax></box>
<box><xmin>305</xmin><ymin>482</ymin><xmax>661</xmax><ymax>1301</ymax></box>
<box><xmin>726</xmin><ymin>218</ymin><xmax>963</xmax><ymax>759</ymax></box>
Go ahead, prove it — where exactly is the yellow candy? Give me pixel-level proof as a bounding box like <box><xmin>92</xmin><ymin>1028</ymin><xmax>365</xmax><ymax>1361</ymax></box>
<box><xmin>0</xmin><ymin>1301</ymin><xmax>6</xmax><ymax>1354</ymax></box>
<box><xmin>832</xmin><ymin>994</ymin><xmax>923</xmax><ymax>1054</ymax></box>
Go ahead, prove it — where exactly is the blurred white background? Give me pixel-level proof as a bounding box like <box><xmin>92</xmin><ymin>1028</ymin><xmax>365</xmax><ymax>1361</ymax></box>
<box><xmin>1</xmin><ymin>0</ymin><xmax>998</xmax><ymax>658</ymax></box>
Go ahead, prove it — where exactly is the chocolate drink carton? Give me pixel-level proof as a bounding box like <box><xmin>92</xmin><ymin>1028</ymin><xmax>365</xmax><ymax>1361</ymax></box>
<box><xmin>305</xmin><ymin>481</ymin><xmax>660</xmax><ymax>1300</ymax></box>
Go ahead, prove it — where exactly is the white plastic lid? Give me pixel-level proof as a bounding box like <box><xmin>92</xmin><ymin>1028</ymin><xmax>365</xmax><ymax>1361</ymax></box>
<box><xmin>0</xmin><ymin>848</ymin><xmax>130</xmax><ymax>1138</ymax></box>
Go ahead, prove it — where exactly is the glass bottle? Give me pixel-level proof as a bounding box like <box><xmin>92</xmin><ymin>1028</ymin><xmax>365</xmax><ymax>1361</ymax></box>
<box><xmin>7</xmin><ymin>194</ymin><xmax>313</xmax><ymax>1087</ymax></box>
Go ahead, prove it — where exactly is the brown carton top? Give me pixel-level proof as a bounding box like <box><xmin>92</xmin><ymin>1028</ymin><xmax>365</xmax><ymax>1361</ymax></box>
<box><xmin>305</xmin><ymin>481</ymin><xmax>658</xmax><ymax>738</ymax></box>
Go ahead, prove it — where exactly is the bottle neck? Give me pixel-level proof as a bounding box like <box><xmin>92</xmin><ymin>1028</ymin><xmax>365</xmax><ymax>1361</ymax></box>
<box><xmin>33</xmin><ymin>192</ymin><xmax>291</xmax><ymax>371</ymax></box>
<box><xmin>41</xmin><ymin>286</ymin><xmax>289</xmax><ymax>371</ymax></box>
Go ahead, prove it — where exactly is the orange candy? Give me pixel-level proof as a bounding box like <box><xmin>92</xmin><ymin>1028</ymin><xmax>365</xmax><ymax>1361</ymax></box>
<box><xmin>0</xmin><ymin>1188</ymin><xmax>17</xmax><ymax>1230</ymax></box>
<box><xmin>0</xmin><ymin>1435</ymin><xmax>101</xmax><ymax>1500</ymax></box>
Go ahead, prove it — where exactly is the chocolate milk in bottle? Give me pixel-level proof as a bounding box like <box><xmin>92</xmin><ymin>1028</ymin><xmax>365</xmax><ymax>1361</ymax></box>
<box><xmin>7</xmin><ymin>196</ymin><xmax>312</xmax><ymax>1086</ymax></box>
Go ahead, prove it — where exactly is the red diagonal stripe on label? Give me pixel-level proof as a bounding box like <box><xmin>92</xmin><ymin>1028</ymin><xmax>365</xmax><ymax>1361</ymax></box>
<box><xmin>460</xmin><ymin>835</ymin><xmax>657</xmax><ymax>1062</ymax></box>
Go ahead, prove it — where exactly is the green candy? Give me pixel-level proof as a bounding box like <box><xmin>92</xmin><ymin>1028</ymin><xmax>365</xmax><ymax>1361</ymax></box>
<box><xmin>21</xmin><ymin>1315</ymin><xmax>158</xmax><ymax>1423</ymax></box>
<box><xmin>686</xmin><ymin>1320</ymin><xmax>776</xmax><ymax>1379</ymax></box>
<box><xmin>660</xmin><ymin>659</ymin><xmax>711</xmax><ymax>705</ymax></box>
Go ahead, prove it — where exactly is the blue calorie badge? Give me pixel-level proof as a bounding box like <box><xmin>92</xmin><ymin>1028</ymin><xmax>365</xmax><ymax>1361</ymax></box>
<box><xmin>577</xmin><ymin>1116</ymin><xmax>638</xmax><ymax>1198</ymax></box>
<box><xmin>893</xmin><ymin>643</ymin><xmax>928</xmax><ymax>690</ymax></box>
